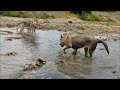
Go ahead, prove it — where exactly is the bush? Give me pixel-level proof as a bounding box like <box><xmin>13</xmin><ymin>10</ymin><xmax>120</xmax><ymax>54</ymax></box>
<box><xmin>71</xmin><ymin>11</ymin><xmax>115</xmax><ymax>22</ymax></box>
<box><xmin>81</xmin><ymin>13</ymin><xmax>104</xmax><ymax>21</ymax></box>
<box><xmin>106</xmin><ymin>17</ymin><xmax>115</xmax><ymax>22</ymax></box>
<box><xmin>71</xmin><ymin>11</ymin><xmax>104</xmax><ymax>21</ymax></box>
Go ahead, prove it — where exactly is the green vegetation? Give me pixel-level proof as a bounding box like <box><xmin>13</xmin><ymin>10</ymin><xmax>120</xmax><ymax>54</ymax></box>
<box><xmin>0</xmin><ymin>11</ymin><xmax>55</xmax><ymax>19</ymax></box>
<box><xmin>39</xmin><ymin>12</ymin><xmax>54</xmax><ymax>19</ymax></box>
<box><xmin>70</xmin><ymin>11</ymin><xmax>115</xmax><ymax>22</ymax></box>
<box><xmin>0</xmin><ymin>11</ymin><xmax>115</xmax><ymax>22</ymax></box>
<box><xmin>0</xmin><ymin>11</ymin><xmax>32</xmax><ymax>18</ymax></box>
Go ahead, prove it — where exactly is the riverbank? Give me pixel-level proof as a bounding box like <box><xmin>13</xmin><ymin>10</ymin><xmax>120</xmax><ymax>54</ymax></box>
<box><xmin>0</xmin><ymin>16</ymin><xmax>120</xmax><ymax>40</ymax></box>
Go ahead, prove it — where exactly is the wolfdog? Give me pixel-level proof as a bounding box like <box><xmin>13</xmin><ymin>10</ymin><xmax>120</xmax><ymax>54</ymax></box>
<box><xmin>17</xmin><ymin>18</ymin><xmax>40</xmax><ymax>33</ymax></box>
<box><xmin>60</xmin><ymin>33</ymin><xmax>109</xmax><ymax>57</ymax></box>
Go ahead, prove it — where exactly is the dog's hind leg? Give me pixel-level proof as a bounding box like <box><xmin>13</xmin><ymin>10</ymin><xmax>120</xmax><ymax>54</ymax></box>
<box><xmin>89</xmin><ymin>43</ymin><xmax>97</xmax><ymax>58</ymax></box>
<box><xmin>84</xmin><ymin>47</ymin><xmax>89</xmax><ymax>57</ymax></box>
<box><xmin>73</xmin><ymin>49</ymin><xmax>77</xmax><ymax>55</ymax></box>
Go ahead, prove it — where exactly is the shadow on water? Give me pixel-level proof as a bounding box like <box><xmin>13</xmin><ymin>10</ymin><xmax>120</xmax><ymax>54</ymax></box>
<box><xmin>57</xmin><ymin>52</ymin><xmax>94</xmax><ymax>78</ymax></box>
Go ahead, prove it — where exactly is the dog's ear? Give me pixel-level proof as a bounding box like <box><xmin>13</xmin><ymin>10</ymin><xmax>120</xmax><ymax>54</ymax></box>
<box><xmin>61</xmin><ymin>35</ymin><xmax>63</xmax><ymax>38</ymax></box>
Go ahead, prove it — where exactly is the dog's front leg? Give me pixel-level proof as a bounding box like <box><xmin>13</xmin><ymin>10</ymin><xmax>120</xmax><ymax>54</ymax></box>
<box><xmin>63</xmin><ymin>46</ymin><xmax>70</xmax><ymax>54</ymax></box>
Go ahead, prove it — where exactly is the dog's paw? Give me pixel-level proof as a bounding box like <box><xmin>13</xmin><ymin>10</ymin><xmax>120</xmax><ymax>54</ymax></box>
<box><xmin>73</xmin><ymin>51</ymin><xmax>77</xmax><ymax>55</ymax></box>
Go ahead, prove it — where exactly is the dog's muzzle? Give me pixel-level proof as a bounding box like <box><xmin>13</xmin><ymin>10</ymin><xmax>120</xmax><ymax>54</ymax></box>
<box><xmin>60</xmin><ymin>43</ymin><xmax>64</xmax><ymax>47</ymax></box>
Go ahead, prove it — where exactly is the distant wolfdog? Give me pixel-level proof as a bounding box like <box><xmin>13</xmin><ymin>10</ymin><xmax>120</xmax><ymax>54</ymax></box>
<box><xmin>17</xmin><ymin>18</ymin><xmax>40</xmax><ymax>33</ymax></box>
<box><xmin>60</xmin><ymin>33</ymin><xmax>109</xmax><ymax>57</ymax></box>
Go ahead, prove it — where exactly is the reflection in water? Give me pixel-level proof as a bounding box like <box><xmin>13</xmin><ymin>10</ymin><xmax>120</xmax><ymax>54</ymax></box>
<box><xmin>17</xmin><ymin>32</ymin><xmax>38</xmax><ymax>46</ymax></box>
<box><xmin>17</xmin><ymin>32</ymin><xmax>45</xmax><ymax>62</ymax></box>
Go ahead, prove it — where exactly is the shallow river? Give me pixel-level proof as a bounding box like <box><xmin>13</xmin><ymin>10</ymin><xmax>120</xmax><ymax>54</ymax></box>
<box><xmin>0</xmin><ymin>28</ymin><xmax>120</xmax><ymax>79</ymax></box>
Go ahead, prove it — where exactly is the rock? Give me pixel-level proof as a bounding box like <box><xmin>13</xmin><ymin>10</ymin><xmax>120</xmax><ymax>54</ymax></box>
<box><xmin>117</xmin><ymin>75</ymin><xmax>120</xmax><ymax>79</ymax></box>
<box><xmin>14</xmin><ymin>37</ymin><xmax>22</xmax><ymax>39</ymax></box>
<box><xmin>24</xmin><ymin>64</ymin><xmax>36</xmax><ymax>71</ymax></box>
<box><xmin>35</xmin><ymin>61</ymin><xmax>42</xmax><ymax>66</ymax></box>
<box><xmin>22</xmin><ymin>68</ymin><xmax>27</xmax><ymax>71</ymax></box>
<box><xmin>113</xmin><ymin>39</ymin><xmax>117</xmax><ymax>41</ymax></box>
<box><xmin>58</xmin><ymin>29</ymin><xmax>61</xmax><ymax>31</ymax></box>
<box><xmin>58</xmin><ymin>59</ymin><xmax>63</xmax><ymax>63</ymax></box>
<box><xmin>80</xmin><ymin>27</ymin><xmax>85</xmax><ymax>30</ymax></box>
<box><xmin>78</xmin><ymin>31</ymin><xmax>83</xmax><ymax>34</ymax></box>
<box><xmin>23</xmin><ymin>64</ymin><xmax>36</xmax><ymax>71</ymax></box>
<box><xmin>55</xmin><ymin>59</ymin><xmax>63</xmax><ymax>65</ymax></box>
<box><xmin>6</xmin><ymin>38</ymin><xmax>12</xmax><ymax>41</ymax></box>
<box><xmin>23</xmin><ymin>58</ymin><xmax>46</xmax><ymax>71</ymax></box>
<box><xmin>5</xmin><ymin>36</ymin><xmax>16</xmax><ymax>41</ymax></box>
<box><xmin>6</xmin><ymin>52</ymin><xmax>17</xmax><ymax>56</ymax></box>
<box><xmin>112</xmin><ymin>71</ymin><xmax>116</xmax><ymax>74</ymax></box>
<box><xmin>100</xmin><ymin>48</ymin><xmax>105</xmax><ymax>50</ymax></box>
<box><xmin>36</xmin><ymin>58</ymin><xmax>46</xmax><ymax>64</ymax></box>
<box><xmin>23</xmin><ymin>73</ymin><xmax>29</xmax><ymax>79</ymax></box>
<box><xmin>68</xmin><ymin>21</ymin><xmax>72</xmax><ymax>24</ymax></box>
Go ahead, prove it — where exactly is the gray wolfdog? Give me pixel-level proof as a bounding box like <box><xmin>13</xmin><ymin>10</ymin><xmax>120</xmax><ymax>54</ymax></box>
<box><xmin>17</xmin><ymin>18</ymin><xmax>40</xmax><ymax>33</ymax></box>
<box><xmin>60</xmin><ymin>33</ymin><xmax>109</xmax><ymax>57</ymax></box>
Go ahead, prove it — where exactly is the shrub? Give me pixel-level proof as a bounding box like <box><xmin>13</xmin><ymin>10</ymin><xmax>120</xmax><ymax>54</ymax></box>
<box><xmin>71</xmin><ymin>11</ymin><xmax>104</xmax><ymax>21</ymax></box>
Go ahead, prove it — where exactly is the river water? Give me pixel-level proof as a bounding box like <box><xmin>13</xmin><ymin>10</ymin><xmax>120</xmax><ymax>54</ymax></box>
<box><xmin>0</xmin><ymin>28</ymin><xmax>120</xmax><ymax>79</ymax></box>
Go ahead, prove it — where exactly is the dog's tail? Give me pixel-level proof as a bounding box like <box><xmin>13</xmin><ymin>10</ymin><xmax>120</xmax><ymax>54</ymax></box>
<box><xmin>97</xmin><ymin>40</ymin><xmax>109</xmax><ymax>54</ymax></box>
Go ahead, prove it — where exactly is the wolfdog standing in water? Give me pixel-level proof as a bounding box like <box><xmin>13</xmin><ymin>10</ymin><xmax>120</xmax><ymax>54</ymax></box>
<box><xmin>17</xmin><ymin>18</ymin><xmax>40</xmax><ymax>33</ymax></box>
<box><xmin>60</xmin><ymin>33</ymin><xmax>109</xmax><ymax>58</ymax></box>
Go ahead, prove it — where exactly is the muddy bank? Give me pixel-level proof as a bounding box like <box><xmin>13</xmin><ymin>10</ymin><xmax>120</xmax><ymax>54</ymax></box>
<box><xmin>0</xmin><ymin>16</ymin><xmax>120</xmax><ymax>40</ymax></box>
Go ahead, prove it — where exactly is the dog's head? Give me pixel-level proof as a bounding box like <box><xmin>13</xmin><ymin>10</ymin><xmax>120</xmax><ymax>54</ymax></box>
<box><xmin>60</xmin><ymin>33</ymin><xmax>68</xmax><ymax>47</ymax></box>
<box><xmin>32</xmin><ymin>18</ymin><xmax>41</xmax><ymax>29</ymax></box>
